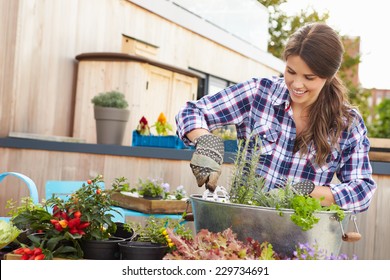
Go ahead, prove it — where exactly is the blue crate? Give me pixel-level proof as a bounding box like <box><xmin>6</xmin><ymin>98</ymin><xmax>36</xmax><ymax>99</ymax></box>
<box><xmin>224</xmin><ymin>140</ymin><xmax>238</xmax><ymax>153</ymax></box>
<box><xmin>132</xmin><ymin>131</ymin><xmax>192</xmax><ymax>149</ymax></box>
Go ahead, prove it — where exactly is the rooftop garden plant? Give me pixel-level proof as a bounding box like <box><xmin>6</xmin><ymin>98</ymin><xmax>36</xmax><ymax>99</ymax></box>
<box><xmin>136</xmin><ymin>116</ymin><xmax>151</xmax><ymax>136</ymax></box>
<box><xmin>152</xmin><ymin>112</ymin><xmax>173</xmax><ymax>136</ymax></box>
<box><xmin>163</xmin><ymin>227</ymin><xmax>280</xmax><ymax>260</ymax></box>
<box><xmin>8</xmin><ymin>175</ymin><xmax>121</xmax><ymax>259</ymax></box>
<box><xmin>91</xmin><ymin>90</ymin><xmax>128</xmax><ymax>109</ymax></box>
<box><xmin>125</xmin><ymin>216</ymin><xmax>192</xmax><ymax>248</ymax></box>
<box><xmin>228</xmin><ymin>136</ymin><xmax>345</xmax><ymax>231</ymax></box>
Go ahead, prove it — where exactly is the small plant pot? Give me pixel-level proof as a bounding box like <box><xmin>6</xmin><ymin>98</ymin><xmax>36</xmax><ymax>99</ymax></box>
<box><xmin>94</xmin><ymin>106</ymin><xmax>130</xmax><ymax>145</ymax></box>
<box><xmin>80</xmin><ymin>237</ymin><xmax>125</xmax><ymax>260</ymax></box>
<box><xmin>113</xmin><ymin>222</ymin><xmax>135</xmax><ymax>241</ymax></box>
<box><xmin>119</xmin><ymin>241</ymin><xmax>168</xmax><ymax>260</ymax></box>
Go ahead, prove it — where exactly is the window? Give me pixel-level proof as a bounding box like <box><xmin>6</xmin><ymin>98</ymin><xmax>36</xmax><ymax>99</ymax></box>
<box><xmin>189</xmin><ymin>68</ymin><xmax>235</xmax><ymax>99</ymax></box>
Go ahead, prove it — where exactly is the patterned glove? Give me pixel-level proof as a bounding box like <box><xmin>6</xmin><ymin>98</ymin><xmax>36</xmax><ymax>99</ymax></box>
<box><xmin>190</xmin><ymin>134</ymin><xmax>224</xmax><ymax>192</ymax></box>
<box><xmin>292</xmin><ymin>180</ymin><xmax>315</xmax><ymax>195</ymax></box>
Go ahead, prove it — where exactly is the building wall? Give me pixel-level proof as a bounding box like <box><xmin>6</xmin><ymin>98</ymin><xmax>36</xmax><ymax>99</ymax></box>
<box><xmin>0</xmin><ymin>0</ymin><xmax>283</xmax><ymax>140</ymax></box>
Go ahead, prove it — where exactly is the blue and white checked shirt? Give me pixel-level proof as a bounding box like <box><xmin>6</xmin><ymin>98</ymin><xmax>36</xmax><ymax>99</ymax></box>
<box><xmin>176</xmin><ymin>76</ymin><xmax>377</xmax><ymax>213</ymax></box>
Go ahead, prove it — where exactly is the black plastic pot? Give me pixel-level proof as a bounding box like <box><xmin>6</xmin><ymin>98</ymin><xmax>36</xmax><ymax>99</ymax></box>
<box><xmin>113</xmin><ymin>222</ymin><xmax>135</xmax><ymax>241</ymax></box>
<box><xmin>119</xmin><ymin>241</ymin><xmax>168</xmax><ymax>260</ymax></box>
<box><xmin>80</xmin><ymin>237</ymin><xmax>125</xmax><ymax>260</ymax></box>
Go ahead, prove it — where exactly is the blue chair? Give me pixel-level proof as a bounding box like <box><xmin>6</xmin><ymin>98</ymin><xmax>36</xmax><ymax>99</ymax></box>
<box><xmin>45</xmin><ymin>180</ymin><xmax>125</xmax><ymax>223</ymax></box>
<box><xmin>0</xmin><ymin>172</ymin><xmax>39</xmax><ymax>221</ymax></box>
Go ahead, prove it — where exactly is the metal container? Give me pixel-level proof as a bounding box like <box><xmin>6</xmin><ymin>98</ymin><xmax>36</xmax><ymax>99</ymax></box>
<box><xmin>190</xmin><ymin>194</ymin><xmax>352</xmax><ymax>257</ymax></box>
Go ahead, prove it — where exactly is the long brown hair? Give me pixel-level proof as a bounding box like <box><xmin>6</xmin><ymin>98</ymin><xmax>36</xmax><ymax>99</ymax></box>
<box><xmin>283</xmin><ymin>22</ymin><xmax>354</xmax><ymax>166</ymax></box>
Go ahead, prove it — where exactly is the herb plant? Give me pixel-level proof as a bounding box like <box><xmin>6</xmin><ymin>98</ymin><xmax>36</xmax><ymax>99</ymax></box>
<box><xmin>91</xmin><ymin>90</ymin><xmax>128</xmax><ymax>109</ymax></box>
<box><xmin>228</xmin><ymin>136</ymin><xmax>345</xmax><ymax>231</ymax></box>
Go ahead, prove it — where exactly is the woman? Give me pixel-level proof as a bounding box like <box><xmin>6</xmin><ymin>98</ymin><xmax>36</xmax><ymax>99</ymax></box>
<box><xmin>175</xmin><ymin>22</ymin><xmax>376</xmax><ymax>213</ymax></box>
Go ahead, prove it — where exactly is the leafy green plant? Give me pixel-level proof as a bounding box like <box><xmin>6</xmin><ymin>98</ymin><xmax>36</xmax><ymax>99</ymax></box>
<box><xmin>91</xmin><ymin>90</ymin><xmax>128</xmax><ymax>109</ymax></box>
<box><xmin>136</xmin><ymin>178</ymin><xmax>165</xmax><ymax>198</ymax></box>
<box><xmin>228</xmin><ymin>136</ymin><xmax>345</xmax><ymax>231</ymax></box>
<box><xmin>125</xmin><ymin>216</ymin><xmax>192</xmax><ymax>246</ymax></box>
<box><xmin>111</xmin><ymin>176</ymin><xmax>131</xmax><ymax>192</ymax></box>
<box><xmin>46</xmin><ymin>175</ymin><xmax>119</xmax><ymax>240</ymax></box>
<box><xmin>0</xmin><ymin>220</ymin><xmax>21</xmax><ymax>249</ymax></box>
<box><xmin>6</xmin><ymin>197</ymin><xmax>44</xmax><ymax>220</ymax></box>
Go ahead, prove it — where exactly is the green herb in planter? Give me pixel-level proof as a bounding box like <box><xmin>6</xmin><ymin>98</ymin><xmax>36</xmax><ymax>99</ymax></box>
<box><xmin>91</xmin><ymin>90</ymin><xmax>128</xmax><ymax>109</ymax></box>
<box><xmin>228</xmin><ymin>136</ymin><xmax>345</xmax><ymax>231</ymax></box>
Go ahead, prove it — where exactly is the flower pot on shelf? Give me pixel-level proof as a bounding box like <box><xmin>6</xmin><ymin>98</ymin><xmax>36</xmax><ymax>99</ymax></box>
<box><xmin>119</xmin><ymin>241</ymin><xmax>168</xmax><ymax>260</ymax></box>
<box><xmin>94</xmin><ymin>106</ymin><xmax>130</xmax><ymax>145</ymax></box>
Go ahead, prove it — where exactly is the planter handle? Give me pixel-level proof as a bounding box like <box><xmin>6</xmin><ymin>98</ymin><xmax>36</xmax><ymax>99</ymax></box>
<box><xmin>339</xmin><ymin>215</ymin><xmax>362</xmax><ymax>242</ymax></box>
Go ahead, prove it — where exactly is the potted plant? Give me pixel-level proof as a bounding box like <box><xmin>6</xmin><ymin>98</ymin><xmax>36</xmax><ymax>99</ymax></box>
<box><xmin>136</xmin><ymin>178</ymin><xmax>167</xmax><ymax>199</ymax></box>
<box><xmin>118</xmin><ymin>216</ymin><xmax>192</xmax><ymax>260</ymax></box>
<box><xmin>9</xmin><ymin>175</ymin><xmax>125</xmax><ymax>260</ymax></box>
<box><xmin>163</xmin><ymin>227</ymin><xmax>356</xmax><ymax>260</ymax></box>
<box><xmin>189</xmin><ymin>136</ymin><xmax>351</xmax><ymax>258</ymax></box>
<box><xmin>91</xmin><ymin>90</ymin><xmax>130</xmax><ymax>145</ymax></box>
<box><xmin>132</xmin><ymin>114</ymin><xmax>188</xmax><ymax>149</ymax></box>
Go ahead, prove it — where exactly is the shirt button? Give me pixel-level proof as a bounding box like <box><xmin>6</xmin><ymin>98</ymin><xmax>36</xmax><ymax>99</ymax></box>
<box><xmin>263</xmin><ymin>134</ymin><xmax>267</xmax><ymax>139</ymax></box>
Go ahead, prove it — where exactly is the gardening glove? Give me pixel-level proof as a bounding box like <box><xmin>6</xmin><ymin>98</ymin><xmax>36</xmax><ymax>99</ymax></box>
<box><xmin>190</xmin><ymin>134</ymin><xmax>224</xmax><ymax>192</ymax></box>
<box><xmin>292</xmin><ymin>180</ymin><xmax>315</xmax><ymax>196</ymax></box>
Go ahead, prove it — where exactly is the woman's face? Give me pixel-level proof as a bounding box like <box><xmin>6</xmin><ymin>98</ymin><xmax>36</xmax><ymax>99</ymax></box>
<box><xmin>284</xmin><ymin>55</ymin><xmax>327</xmax><ymax>108</ymax></box>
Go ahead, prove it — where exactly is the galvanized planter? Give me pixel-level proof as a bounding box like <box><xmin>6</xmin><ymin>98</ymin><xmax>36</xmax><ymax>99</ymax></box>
<box><xmin>190</xmin><ymin>194</ymin><xmax>352</xmax><ymax>257</ymax></box>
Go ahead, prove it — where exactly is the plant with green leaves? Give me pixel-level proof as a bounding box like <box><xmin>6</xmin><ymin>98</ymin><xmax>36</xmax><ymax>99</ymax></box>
<box><xmin>125</xmin><ymin>216</ymin><xmax>192</xmax><ymax>246</ymax></box>
<box><xmin>91</xmin><ymin>90</ymin><xmax>128</xmax><ymax>109</ymax></box>
<box><xmin>136</xmin><ymin>178</ymin><xmax>166</xmax><ymax>198</ymax></box>
<box><xmin>228</xmin><ymin>136</ymin><xmax>345</xmax><ymax>231</ymax></box>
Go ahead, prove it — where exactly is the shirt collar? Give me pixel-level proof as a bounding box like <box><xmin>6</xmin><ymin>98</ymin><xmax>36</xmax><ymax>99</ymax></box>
<box><xmin>270</xmin><ymin>77</ymin><xmax>290</xmax><ymax>110</ymax></box>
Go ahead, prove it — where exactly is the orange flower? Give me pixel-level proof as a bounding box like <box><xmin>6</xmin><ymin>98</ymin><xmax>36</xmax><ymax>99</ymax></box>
<box><xmin>157</xmin><ymin>112</ymin><xmax>167</xmax><ymax>124</ymax></box>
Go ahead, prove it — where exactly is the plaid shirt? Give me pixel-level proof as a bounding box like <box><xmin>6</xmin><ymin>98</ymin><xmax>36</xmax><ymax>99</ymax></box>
<box><xmin>176</xmin><ymin>76</ymin><xmax>377</xmax><ymax>213</ymax></box>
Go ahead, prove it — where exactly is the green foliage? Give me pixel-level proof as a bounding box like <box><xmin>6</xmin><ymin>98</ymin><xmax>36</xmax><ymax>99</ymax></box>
<box><xmin>258</xmin><ymin>0</ymin><xmax>372</xmax><ymax>124</ymax></box>
<box><xmin>6</xmin><ymin>197</ymin><xmax>44</xmax><ymax>220</ymax></box>
<box><xmin>290</xmin><ymin>195</ymin><xmax>321</xmax><ymax>231</ymax></box>
<box><xmin>46</xmin><ymin>175</ymin><xmax>119</xmax><ymax>240</ymax></box>
<box><xmin>91</xmin><ymin>90</ymin><xmax>128</xmax><ymax>109</ymax></box>
<box><xmin>229</xmin><ymin>137</ymin><xmax>265</xmax><ymax>205</ymax></box>
<box><xmin>259</xmin><ymin>0</ymin><xmax>329</xmax><ymax>59</ymax></box>
<box><xmin>152</xmin><ymin>112</ymin><xmax>173</xmax><ymax>136</ymax></box>
<box><xmin>111</xmin><ymin>176</ymin><xmax>131</xmax><ymax>192</ymax></box>
<box><xmin>136</xmin><ymin>178</ymin><xmax>165</xmax><ymax>198</ymax></box>
<box><xmin>0</xmin><ymin>220</ymin><xmax>21</xmax><ymax>249</ymax></box>
<box><xmin>369</xmin><ymin>99</ymin><xmax>390</xmax><ymax>138</ymax></box>
<box><xmin>125</xmin><ymin>216</ymin><xmax>192</xmax><ymax>245</ymax></box>
<box><xmin>228</xmin><ymin>136</ymin><xmax>345</xmax><ymax>231</ymax></box>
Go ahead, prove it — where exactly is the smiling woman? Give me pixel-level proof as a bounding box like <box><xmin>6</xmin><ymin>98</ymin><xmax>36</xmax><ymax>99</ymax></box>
<box><xmin>175</xmin><ymin>22</ymin><xmax>377</xmax><ymax>214</ymax></box>
<box><xmin>281</xmin><ymin>0</ymin><xmax>390</xmax><ymax>89</ymax></box>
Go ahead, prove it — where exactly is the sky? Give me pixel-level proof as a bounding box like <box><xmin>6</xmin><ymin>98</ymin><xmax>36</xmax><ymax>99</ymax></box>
<box><xmin>280</xmin><ymin>0</ymin><xmax>389</xmax><ymax>89</ymax></box>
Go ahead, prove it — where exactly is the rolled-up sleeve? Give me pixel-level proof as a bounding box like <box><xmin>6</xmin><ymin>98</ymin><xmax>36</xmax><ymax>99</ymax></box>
<box><xmin>330</xmin><ymin>114</ymin><xmax>377</xmax><ymax>213</ymax></box>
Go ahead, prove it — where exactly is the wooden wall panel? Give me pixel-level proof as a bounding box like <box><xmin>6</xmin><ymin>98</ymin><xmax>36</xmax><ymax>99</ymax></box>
<box><xmin>1</xmin><ymin>0</ymin><xmax>279</xmax><ymax>140</ymax></box>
